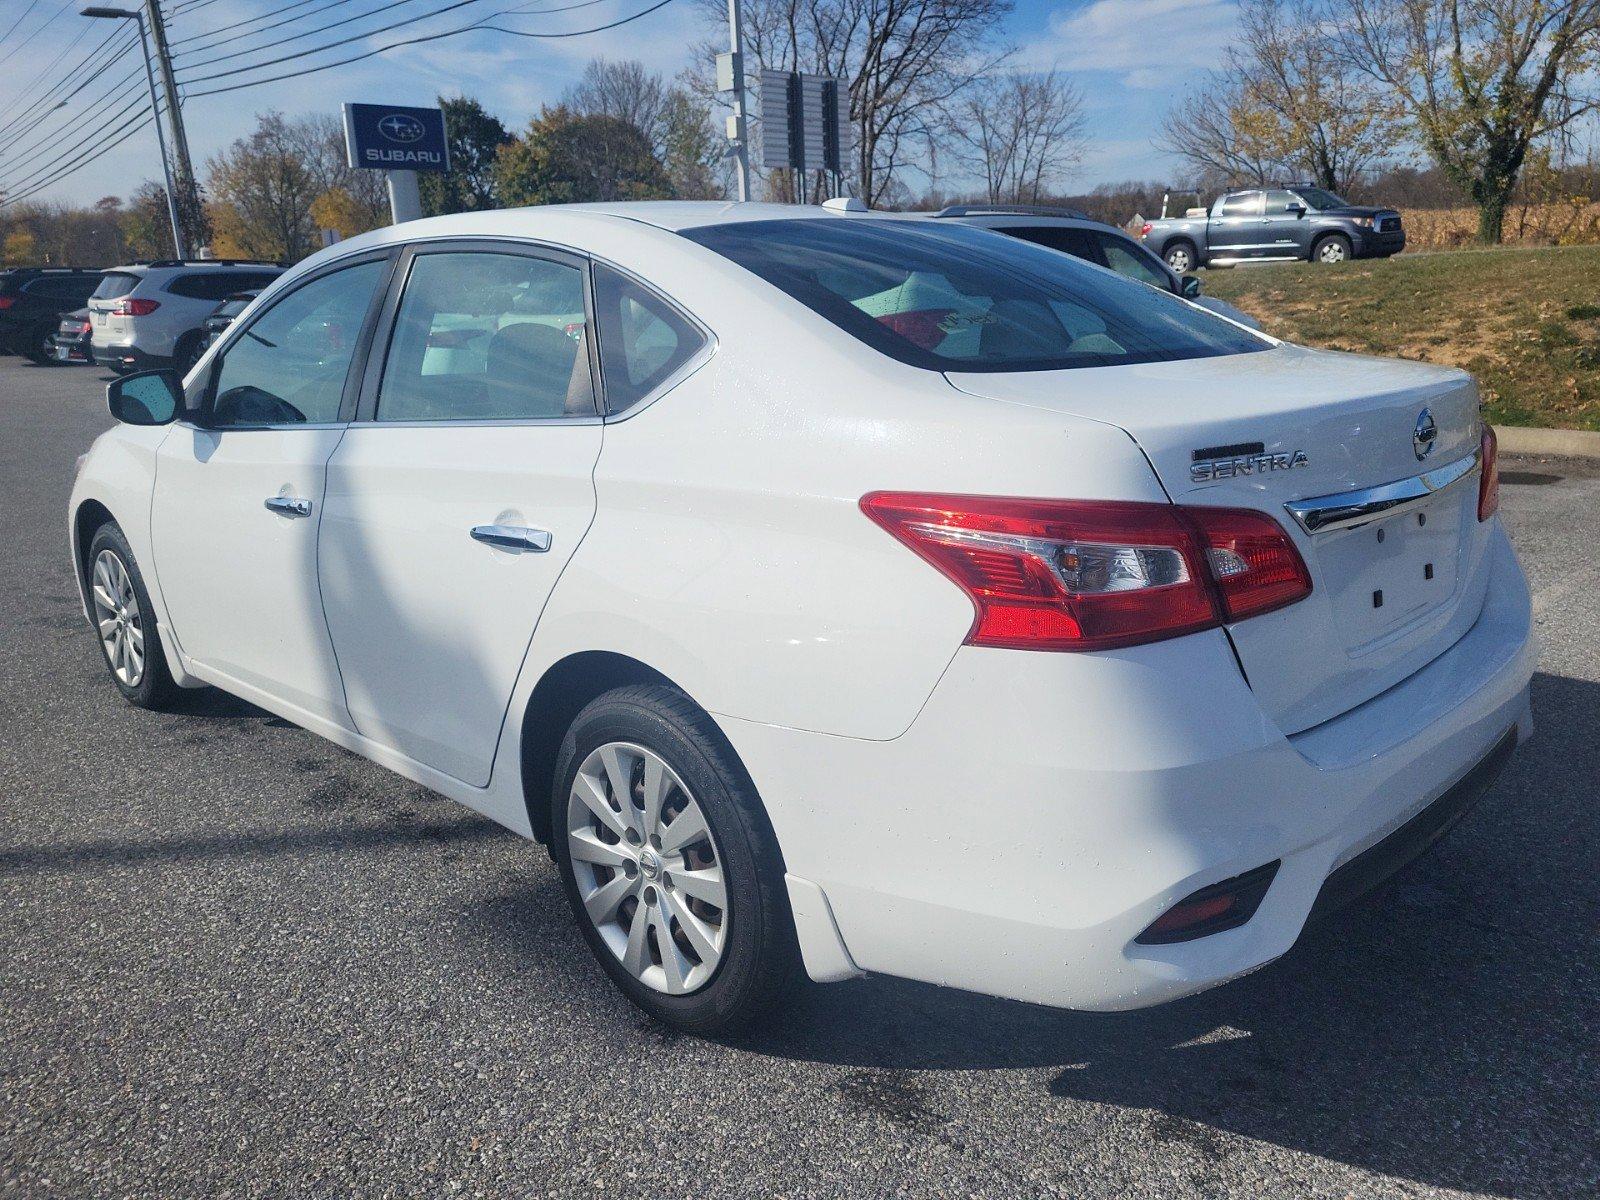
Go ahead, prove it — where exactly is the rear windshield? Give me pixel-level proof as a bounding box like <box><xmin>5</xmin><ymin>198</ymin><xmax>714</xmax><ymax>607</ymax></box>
<box><xmin>681</xmin><ymin>219</ymin><xmax>1267</xmax><ymax>373</ymax></box>
<box><xmin>91</xmin><ymin>272</ymin><xmax>141</xmax><ymax>300</ymax></box>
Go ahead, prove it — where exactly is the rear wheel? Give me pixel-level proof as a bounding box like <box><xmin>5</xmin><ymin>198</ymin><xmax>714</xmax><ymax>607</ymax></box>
<box><xmin>86</xmin><ymin>523</ymin><xmax>179</xmax><ymax>709</ymax></box>
<box><xmin>1163</xmin><ymin>242</ymin><xmax>1197</xmax><ymax>273</ymax></box>
<box><xmin>23</xmin><ymin>322</ymin><xmax>57</xmax><ymax>365</ymax></box>
<box><xmin>552</xmin><ymin>684</ymin><xmax>797</xmax><ymax>1034</ymax></box>
<box><xmin>1313</xmin><ymin>234</ymin><xmax>1351</xmax><ymax>264</ymax></box>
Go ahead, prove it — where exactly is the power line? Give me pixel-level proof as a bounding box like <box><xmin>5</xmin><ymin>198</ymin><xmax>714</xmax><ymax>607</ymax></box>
<box><xmin>175</xmin><ymin>0</ymin><xmax>496</xmax><ymax>83</ymax></box>
<box><xmin>0</xmin><ymin>18</ymin><xmax>95</xmax><ymax>109</ymax></box>
<box><xmin>0</xmin><ymin>0</ymin><xmax>50</xmax><ymax>48</ymax></box>
<box><xmin>175</xmin><ymin>0</ymin><xmax>435</xmax><ymax>71</ymax></box>
<box><xmin>172</xmin><ymin>0</ymin><xmax>367</xmax><ymax>51</ymax></box>
<box><xmin>0</xmin><ymin>104</ymin><xmax>155</xmax><ymax>206</ymax></box>
<box><xmin>0</xmin><ymin>0</ymin><xmax>78</xmax><ymax>70</ymax></box>
<box><xmin>0</xmin><ymin>64</ymin><xmax>147</xmax><ymax>173</ymax></box>
<box><xmin>0</xmin><ymin>39</ymin><xmax>140</xmax><ymax>156</ymax></box>
<box><xmin>0</xmin><ymin>29</ymin><xmax>136</xmax><ymax>148</ymax></box>
<box><xmin>0</xmin><ymin>93</ymin><xmax>149</xmax><ymax>192</ymax></box>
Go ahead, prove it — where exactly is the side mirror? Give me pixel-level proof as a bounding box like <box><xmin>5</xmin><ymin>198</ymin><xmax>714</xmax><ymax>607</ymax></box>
<box><xmin>1181</xmin><ymin>275</ymin><xmax>1203</xmax><ymax>300</ymax></box>
<box><xmin>1287</xmin><ymin>203</ymin><xmax>1307</xmax><ymax>217</ymax></box>
<box><xmin>108</xmin><ymin>370</ymin><xmax>182</xmax><ymax>426</ymax></box>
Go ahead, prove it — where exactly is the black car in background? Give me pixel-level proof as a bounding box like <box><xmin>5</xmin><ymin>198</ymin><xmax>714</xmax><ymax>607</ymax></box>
<box><xmin>51</xmin><ymin>308</ymin><xmax>94</xmax><ymax>364</ymax></box>
<box><xmin>0</xmin><ymin>268</ymin><xmax>103</xmax><ymax>363</ymax></box>
<box><xmin>200</xmin><ymin>289</ymin><xmax>261</xmax><ymax>351</ymax></box>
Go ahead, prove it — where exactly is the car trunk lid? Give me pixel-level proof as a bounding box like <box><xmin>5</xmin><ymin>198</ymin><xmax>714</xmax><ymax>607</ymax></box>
<box><xmin>946</xmin><ymin>344</ymin><xmax>1492</xmax><ymax>733</ymax></box>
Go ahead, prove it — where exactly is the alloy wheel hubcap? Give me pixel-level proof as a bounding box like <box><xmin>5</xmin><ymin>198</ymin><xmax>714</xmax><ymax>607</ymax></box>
<box><xmin>566</xmin><ymin>741</ymin><xmax>728</xmax><ymax>995</ymax></box>
<box><xmin>1321</xmin><ymin>242</ymin><xmax>1345</xmax><ymax>262</ymax></box>
<box><xmin>91</xmin><ymin>549</ymin><xmax>144</xmax><ymax>687</ymax></box>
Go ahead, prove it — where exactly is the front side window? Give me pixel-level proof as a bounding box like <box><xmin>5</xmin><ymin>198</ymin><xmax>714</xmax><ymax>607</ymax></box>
<box><xmin>1264</xmin><ymin>190</ymin><xmax>1302</xmax><ymax>213</ymax></box>
<box><xmin>208</xmin><ymin>259</ymin><xmax>384</xmax><ymax>427</ymax></box>
<box><xmin>682</xmin><ymin>219</ymin><xmax>1265</xmax><ymax>373</ymax></box>
<box><xmin>1093</xmin><ymin>234</ymin><xmax>1171</xmax><ymax>289</ymax></box>
<box><xmin>1293</xmin><ymin>188</ymin><xmax>1347</xmax><ymax>211</ymax></box>
<box><xmin>1006</xmin><ymin>226</ymin><xmax>1098</xmax><ymax>262</ymax></box>
<box><xmin>592</xmin><ymin>263</ymin><xmax>706</xmax><ymax>413</ymax></box>
<box><xmin>375</xmin><ymin>251</ymin><xmax>593</xmax><ymax>422</ymax></box>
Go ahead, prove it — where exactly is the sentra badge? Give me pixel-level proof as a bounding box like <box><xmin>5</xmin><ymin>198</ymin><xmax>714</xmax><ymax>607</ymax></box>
<box><xmin>1190</xmin><ymin>450</ymin><xmax>1309</xmax><ymax>483</ymax></box>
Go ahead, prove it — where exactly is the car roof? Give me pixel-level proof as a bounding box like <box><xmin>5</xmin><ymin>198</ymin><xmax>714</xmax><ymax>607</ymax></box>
<box><xmin>929</xmin><ymin>210</ymin><xmax>1135</xmax><ymax>238</ymax></box>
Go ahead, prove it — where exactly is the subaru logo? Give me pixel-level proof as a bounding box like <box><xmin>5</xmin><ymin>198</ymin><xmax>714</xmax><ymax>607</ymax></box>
<box><xmin>1413</xmin><ymin>408</ymin><xmax>1437</xmax><ymax>461</ymax></box>
<box><xmin>377</xmin><ymin>114</ymin><xmax>426</xmax><ymax>144</ymax></box>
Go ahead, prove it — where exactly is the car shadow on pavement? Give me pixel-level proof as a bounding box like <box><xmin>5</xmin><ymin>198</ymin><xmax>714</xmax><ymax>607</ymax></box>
<box><xmin>725</xmin><ymin>669</ymin><xmax>1600</xmax><ymax>1197</ymax></box>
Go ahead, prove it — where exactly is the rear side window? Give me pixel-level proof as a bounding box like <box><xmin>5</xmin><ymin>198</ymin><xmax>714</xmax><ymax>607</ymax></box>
<box><xmin>375</xmin><ymin>250</ymin><xmax>594</xmax><ymax>422</ymax></box>
<box><xmin>1007</xmin><ymin>226</ymin><xmax>1098</xmax><ymax>261</ymax></box>
<box><xmin>682</xmin><ymin>219</ymin><xmax>1265</xmax><ymax>373</ymax></box>
<box><xmin>1219</xmin><ymin>192</ymin><xmax>1263</xmax><ymax>216</ymax></box>
<box><xmin>91</xmin><ymin>272</ymin><xmax>140</xmax><ymax>300</ymax></box>
<box><xmin>592</xmin><ymin>264</ymin><xmax>706</xmax><ymax>412</ymax></box>
<box><xmin>24</xmin><ymin>276</ymin><xmax>98</xmax><ymax>301</ymax></box>
<box><xmin>169</xmin><ymin>273</ymin><xmax>254</xmax><ymax>301</ymax></box>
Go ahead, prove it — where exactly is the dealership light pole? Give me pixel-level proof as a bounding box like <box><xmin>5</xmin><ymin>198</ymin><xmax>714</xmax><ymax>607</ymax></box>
<box><xmin>81</xmin><ymin>6</ymin><xmax>184</xmax><ymax>257</ymax></box>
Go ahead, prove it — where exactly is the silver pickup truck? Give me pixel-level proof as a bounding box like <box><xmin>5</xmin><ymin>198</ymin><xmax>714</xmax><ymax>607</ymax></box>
<box><xmin>1140</xmin><ymin>185</ymin><xmax>1404</xmax><ymax>272</ymax></box>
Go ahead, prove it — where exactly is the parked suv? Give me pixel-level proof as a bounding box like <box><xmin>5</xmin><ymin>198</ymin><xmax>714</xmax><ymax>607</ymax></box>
<box><xmin>0</xmin><ymin>267</ymin><xmax>104</xmax><ymax>363</ymax></box>
<box><xmin>88</xmin><ymin>259</ymin><xmax>285</xmax><ymax>375</ymax></box>
<box><xmin>1141</xmin><ymin>186</ymin><xmax>1405</xmax><ymax>271</ymax></box>
<box><xmin>929</xmin><ymin>205</ymin><xmax>1260</xmax><ymax>328</ymax></box>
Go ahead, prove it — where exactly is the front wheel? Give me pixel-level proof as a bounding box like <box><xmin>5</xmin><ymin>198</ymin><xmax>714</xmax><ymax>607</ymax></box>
<box><xmin>552</xmin><ymin>684</ymin><xmax>797</xmax><ymax>1034</ymax></box>
<box><xmin>86</xmin><ymin>523</ymin><xmax>179</xmax><ymax>708</ymax></box>
<box><xmin>1163</xmin><ymin>242</ymin><xmax>1197</xmax><ymax>273</ymax></box>
<box><xmin>1313</xmin><ymin>234</ymin><xmax>1351</xmax><ymax>264</ymax></box>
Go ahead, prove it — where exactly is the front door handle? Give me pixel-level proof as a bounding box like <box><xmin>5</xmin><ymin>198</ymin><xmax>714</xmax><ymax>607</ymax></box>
<box><xmin>264</xmin><ymin>496</ymin><xmax>312</xmax><ymax>517</ymax></box>
<box><xmin>470</xmin><ymin>524</ymin><xmax>552</xmax><ymax>553</ymax></box>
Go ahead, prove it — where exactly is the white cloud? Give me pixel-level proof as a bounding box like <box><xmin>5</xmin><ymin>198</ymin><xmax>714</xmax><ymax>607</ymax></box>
<box><xmin>1019</xmin><ymin>0</ymin><xmax>1237</xmax><ymax>85</ymax></box>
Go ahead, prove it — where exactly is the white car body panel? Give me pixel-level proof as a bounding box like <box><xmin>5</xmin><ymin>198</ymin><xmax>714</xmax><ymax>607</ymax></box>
<box><xmin>67</xmin><ymin>202</ymin><xmax>1537</xmax><ymax>1009</ymax></box>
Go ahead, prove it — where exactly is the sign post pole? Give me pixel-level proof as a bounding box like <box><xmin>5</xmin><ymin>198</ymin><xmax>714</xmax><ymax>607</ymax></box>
<box><xmin>385</xmin><ymin>170</ymin><xmax>423</xmax><ymax>224</ymax></box>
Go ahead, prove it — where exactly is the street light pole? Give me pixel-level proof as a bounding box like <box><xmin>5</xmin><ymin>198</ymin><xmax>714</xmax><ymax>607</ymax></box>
<box><xmin>726</xmin><ymin>0</ymin><xmax>750</xmax><ymax>201</ymax></box>
<box><xmin>81</xmin><ymin>7</ymin><xmax>184</xmax><ymax>258</ymax></box>
<box><xmin>141</xmin><ymin>0</ymin><xmax>198</xmax><ymax>239</ymax></box>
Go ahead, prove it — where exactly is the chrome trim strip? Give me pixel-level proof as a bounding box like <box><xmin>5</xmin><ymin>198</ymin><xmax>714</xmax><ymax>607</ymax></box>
<box><xmin>1285</xmin><ymin>449</ymin><xmax>1480</xmax><ymax>534</ymax></box>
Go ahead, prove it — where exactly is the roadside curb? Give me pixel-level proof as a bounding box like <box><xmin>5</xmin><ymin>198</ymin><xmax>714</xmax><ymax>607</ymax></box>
<box><xmin>1496</xmin><ymin>425</ymin><xmax>1600</xmax><ymax>460</ymax></box>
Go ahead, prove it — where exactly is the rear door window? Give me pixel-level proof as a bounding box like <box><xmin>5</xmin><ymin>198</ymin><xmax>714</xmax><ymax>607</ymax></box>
<box><xmin>683</xmin><ymin>219</ymin><xmax>1265</xmax><ymax>373</ymax></box>
<box><xmin>1006</xmin><ymin>226</ymin><xmax>1100</xmax><ymax>263</ymax></box>
<box><xmin>1219</xmin><ymin>192</ymin><xmax>1264</xmax><ymax>217</ymax></box>
<box><xmin>374</xmin><ymin>250</ymin><xmax>595</xmax><ymax>422</ymax></box>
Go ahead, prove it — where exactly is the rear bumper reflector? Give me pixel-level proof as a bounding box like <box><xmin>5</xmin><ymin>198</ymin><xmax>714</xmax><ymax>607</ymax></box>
<box><xmin>1135</xmin><ymin>861</ymin><xmax>1281</xmax><ymax>945</ymax></box>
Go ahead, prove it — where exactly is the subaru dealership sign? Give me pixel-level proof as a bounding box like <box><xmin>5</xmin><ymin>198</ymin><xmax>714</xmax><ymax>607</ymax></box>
<box><xmin>342</xmin><ymin>103</ymin><xmax>450</xmax><ymax>172</ymax></box>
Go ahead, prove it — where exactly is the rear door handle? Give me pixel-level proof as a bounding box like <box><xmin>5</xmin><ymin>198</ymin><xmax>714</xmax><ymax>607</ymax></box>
<box><xmin>264</xmin><ymin>496</ymin><xmax>312</xmax><ymax>517</ymax></box>
<box><xmin>470</xmin><ymin>524</ymin><xmax>552</xmax><ymax>553</ymax></box>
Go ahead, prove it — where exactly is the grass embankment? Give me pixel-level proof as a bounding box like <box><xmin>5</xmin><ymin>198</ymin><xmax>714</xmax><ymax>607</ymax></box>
<box><xmin>1201</xmin><ymin>245</ymin><xmax>1600</xmax><ymax>431</ymax></box>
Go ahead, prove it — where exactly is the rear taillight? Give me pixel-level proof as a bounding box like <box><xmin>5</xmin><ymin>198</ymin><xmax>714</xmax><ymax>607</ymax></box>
<box><xmin>0</xmin><ymin>296</ymin><xmax>15</xmax><ymax>309</ymax></box>
<box><xmin>111</xmin><ymin>297</ymin><xmax>160</xmax><ymax>317</ymax></box>
<box><xmin>1139</xmin><ymin>222</ymin><xmax>1152</xmax><ymax>237</ymax></box>
<box><xmin>1478</xmin><ymin>423</ymin><xmax>1499</xmax><ymax>521</ymax></box>
<box><xmin>860</xmin><ymin>493</ymin><xmax>1311</xmax><ymax>652</ymax></box>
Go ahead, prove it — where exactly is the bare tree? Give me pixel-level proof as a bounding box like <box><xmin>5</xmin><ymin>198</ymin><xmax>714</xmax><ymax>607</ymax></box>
<box><xmin>1158</xmin><ymin>0</ymin><xmax>1401</xmax><ymax>195</ymax></box>
<box><xmin>1341</xmin><ymin>0</ymin><xmax>1600</xmax><ymax>243</ymax></box>
<box><xmin>695</xmin><ymin>0</ymin><xmax>1013</xmax><ymax>205</ymax></box>
<box><xmin>564</xmin><ymin>59</ymin><xmax>671</xmax><ymax>145</ymax></box>
<box><xmin>942</xmin><ymin>71</ymin><xmax>1087</xmax><ymax>203</ymax></box>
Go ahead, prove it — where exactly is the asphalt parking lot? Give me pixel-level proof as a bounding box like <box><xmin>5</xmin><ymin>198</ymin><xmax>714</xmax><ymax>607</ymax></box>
<box><xmin>2</xmin><ymin>354</ymin><xmax>1597</xmax><ymax>1200</ymax></box>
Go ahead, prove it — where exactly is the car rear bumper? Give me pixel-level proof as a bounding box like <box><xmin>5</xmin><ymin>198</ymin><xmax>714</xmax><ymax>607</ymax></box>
<box><xmin>719</xmin><ymin>520</ymin><xmax>1534</xmax><ymax>1010</ymax></box>
<box><xmin>89</xmin><ymin>340</ymin><xmax>167</xmax><ymax>374</ymax></box>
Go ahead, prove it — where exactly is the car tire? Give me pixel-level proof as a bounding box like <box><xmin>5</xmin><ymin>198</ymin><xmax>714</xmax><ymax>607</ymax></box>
<box><xmin>1313</xmin><ymin>234</ymin><xmax>1352</xmax><ymax>264</ymax></box>
<box><xmin>173</xmin><ymin>333</ymin><xmax>204</xmax><ymax>378</ymax></box>
<box><xmin>85</xmin><ymin>523</ymin><xmax>180</xmax><ymax>709</ymax></box>
<box><xmin>1163</xmin><ymin>242</ymin><xmax>1198</xmax><ymax>273</ymax></box>
<box><xmin>551</xmin><ymin>683</ymin><xmax>798</xmax><ymax>1035</ymax></box>
<box><xmin>23</xmin><ymin>323</ymin><xmax>58</xmax><ymax>365</ymax></box>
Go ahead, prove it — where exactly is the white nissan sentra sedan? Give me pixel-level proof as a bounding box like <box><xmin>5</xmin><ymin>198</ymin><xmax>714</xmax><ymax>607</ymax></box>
<box><xmin>69</xmin><ymin>202</ymin><xmax>1535</xmax><ymax>1033</ymax></box>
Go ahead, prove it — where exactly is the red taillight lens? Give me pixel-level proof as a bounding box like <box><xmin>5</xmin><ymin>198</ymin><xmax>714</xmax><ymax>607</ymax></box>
<box><xmin>111</xmin><ymin>297</ymin><xmax>160</xmax><ymax>317</ymax></box>
<box><xmin>1478</xmin><ymin>423</ymin><xmax>1499</xmax><ymax>521</ymax></box>
<box><xmin>861</xmin><ymin>493</ymin><xmax>1311</xmax><ymax>651</ymax></box>
<box><xmin>0</xmin><ymin>296</ymin><xmax>16</xmax><ymax>309</ymax></box>
<box><xmin>1181</xmin><ymin>506</ymin><xmax>1314</xmax><ymax>622</ymax></box>
<box><xmin>1140</xmin><ymin>222</ymin><xmax>1152</xmax><ymax>237</ymax></box>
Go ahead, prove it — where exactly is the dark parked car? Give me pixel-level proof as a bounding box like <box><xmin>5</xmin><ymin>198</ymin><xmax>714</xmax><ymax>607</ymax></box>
<box><xmin>200</xmin><ymin>288</ymin><xmax>261</xmax><ymax>352</ymax></box>
<box><xmin>1140</xmin><ymin>186</ymin><xmax>1405</xmax><ymax>271</ymax></box>
<box><xmin>0</xmin><ymin>268</ymin><xmax>103</xmax><ymax>363</ymax></box>
<box><xmin>52</xmin><ymin>308</ymin><xmax>94</xmax><ymax>363</ymax></box>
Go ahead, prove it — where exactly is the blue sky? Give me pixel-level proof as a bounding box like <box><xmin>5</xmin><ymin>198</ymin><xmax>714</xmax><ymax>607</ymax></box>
<box><xmin>1</xmin><ymin>0</ymin><xmax>1241</xmax><ymax>207</ymax></box>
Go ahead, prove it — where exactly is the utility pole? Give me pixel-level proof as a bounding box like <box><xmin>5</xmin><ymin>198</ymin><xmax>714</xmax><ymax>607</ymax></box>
<box><xmin>725</xmin><ymin>0</ymin><xmax>750</xmax><ymax>201</ymax></box>
<box><xmin>142</xmin><ymin>0</ymin><xmax>199</xmax><ymax>252</ymax></box>
<box><xmin>81</xmin><ymin>6</ymin><xmax>182</xmax><ymax>256</ymax></box>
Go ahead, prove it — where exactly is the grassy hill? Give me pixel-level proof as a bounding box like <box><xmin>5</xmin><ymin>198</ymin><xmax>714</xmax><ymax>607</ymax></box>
<box><xmin>1199</xmin><ymin>245</ymin><xmax>1600</xmax><ymax>431</ymax></box>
